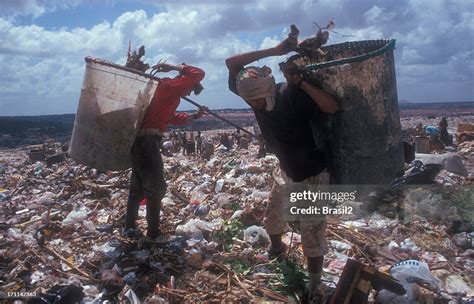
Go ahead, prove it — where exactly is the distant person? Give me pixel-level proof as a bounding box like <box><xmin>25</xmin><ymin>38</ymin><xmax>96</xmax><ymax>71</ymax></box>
<box><xmin>438</xmin><ymin>117</ymin><xmax>453</xmax><ymax>146</ymax></box>
<box><xmin>171</xmin><ymin>134</ymin><xmax>180</xmax><ymax>153</ymax></box>
<box><xmin>201</xmin><ymin>138</ymin><xmax>214</xmax><ymax>160</ymax></box>
<box><xmin>232</xmin><ymin>129</ymin><xmax>243</xmax><ymax>149</ymax></box>
<box><xmin>424</xmin><ymin>125</ymin><xmax>442</xmax><ymax>151</ymax></box>
<box><xmin>186</xmin><ymin>137</ymin><xmax>196</xmax><ymax>155</ymax></box>
<box><xmin>239</xmin><ymin>134</ymin><xmax>250</xmax><ymax>149</ymax></box>
<box><xmin>180</xmin><ymin>132</ymin><xmax>187</xmax><ymax>155</ymax></box>
<box><xmin>256</xmin><ymin>134</ymin><xmax>266</xmax><ymax>158</ymax></box>
<box><xmin>196</xmin><ymin>131</ymin><xmax>203</xmax><ymax>155</ymax></box>
<box><xmin>124</xmin><ymin>61</ymin><xmax>207</xmax><ymax>241</ymax></box>
<box><xmin>220</xmin><ymin>132</ymin><xmax>231</xmax><ymax>150</ymax></box>
<box><xmin>415</xmin><ymin>123</ymin><xmax>424</xmax><ymax>136</ymax></box>
<box><xmin>224</xmin><ymin>132</ymin><xmax>234</xmax><ymax>150</ymax></box>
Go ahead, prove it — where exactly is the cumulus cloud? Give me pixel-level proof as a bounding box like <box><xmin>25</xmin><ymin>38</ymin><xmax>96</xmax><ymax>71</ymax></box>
<box><xmin>0</xmin><ymin>6</ymin><xmax>260</xmax><ymax>115</ymax></box>
<box><xmin>0</xmin><ymin>0</ymin><xmax>473</xmax><ymax>115</ymax></box>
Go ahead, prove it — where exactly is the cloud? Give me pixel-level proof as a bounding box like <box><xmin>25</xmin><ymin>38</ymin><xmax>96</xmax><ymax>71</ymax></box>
<box><xmin>0</xmin><ymin>0</ymin><xmax>473</xmax><ymax>115</ymax></box>
<box><xmin>0</xmin><ymin>7</ymin><xmax>261</xmax><ymax>115</ymax></box>
<box><xmin>0</xmin><ymin>0</ymin><xmax>86</xmax><ymax>18</ymax></box>
<box><xmin>401</xmin><ymin>49</ymin><xmax>423</xmax><ymax>64</ymax></box>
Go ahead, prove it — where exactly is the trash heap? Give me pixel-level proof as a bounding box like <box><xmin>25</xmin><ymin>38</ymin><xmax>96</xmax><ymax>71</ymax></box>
<box><xmin>0</xmin><ymin>136</ymin><xmax>473</xmax><ymax>303</ymax></box>
<box><xmin>401</xmin><ymin>119</ymin><xmax>474</xmax><ymax>181</ymax></box>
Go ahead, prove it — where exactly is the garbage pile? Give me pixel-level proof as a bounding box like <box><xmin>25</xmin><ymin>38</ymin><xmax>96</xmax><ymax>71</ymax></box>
<box><xmin>0</xmin><ymin>135</ymin><xmax>473</xmax><ymax>303</ymax></box>
<box><xmin>401</xmin><ymin>118</ymin><xmax>474</xmax><ymax>181</ymax></box>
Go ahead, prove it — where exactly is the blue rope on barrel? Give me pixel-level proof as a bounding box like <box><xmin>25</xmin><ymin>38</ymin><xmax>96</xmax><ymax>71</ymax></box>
<box><xmin>303</xmin><ymin>39</ymin><xmax>396</xmax><ymax>72</ymax></box>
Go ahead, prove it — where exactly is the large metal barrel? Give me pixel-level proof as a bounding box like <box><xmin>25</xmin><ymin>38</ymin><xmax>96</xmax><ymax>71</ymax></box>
<box><xmin>69</xmin><ymin>57</ymin><xmax>159</xmax><ymax>171</ymax></box>
<box><xmin>289</xmin><ymin>39</ymin><xmax>404</xmax><ymax>184</ymax></box>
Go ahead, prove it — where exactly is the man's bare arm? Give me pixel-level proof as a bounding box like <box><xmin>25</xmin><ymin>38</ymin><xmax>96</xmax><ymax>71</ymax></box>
<box><xmin>300</xmin><ymin>80</ymin><xmax>339</xmax><ymax>113</ymax></box>
<box><xmin>284</xmin><ymin>72</ymin><xmax>338</xmax><ymax>113</ymax></box>
<box><xmin>225</xmin><ymin>39</ymin><xmax>294</xmax><ymax>74</ymax></box>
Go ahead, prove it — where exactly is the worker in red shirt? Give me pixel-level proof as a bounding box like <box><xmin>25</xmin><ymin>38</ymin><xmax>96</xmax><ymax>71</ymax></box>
<box><xmin>124</xmin><ymin>62</ymin><xmax>207</xmax><ymax>240</ymax></box>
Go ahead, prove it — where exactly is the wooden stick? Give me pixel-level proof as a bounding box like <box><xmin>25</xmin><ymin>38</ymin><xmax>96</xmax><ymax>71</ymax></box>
<box><xmin>90</xmin><ymin>201</ymin><xmax>102</xmax><ymax>214</ymax></box>
<box><xmin>15</xmin><ymin>211</ymin><xmax>61</xmax><ymax>228</ymax></box>
<box><xmin>156</xmin><ymin>286</ymin><xmax>194</xmax><ymax>296</ymax></box>
<box><xmin>211</xmin><ymin>272</ymin><xmax>225</xmax><ymax>285</ymax></box>
<box><xmin>327</xmin><ymin>229</ymin><xmax>371</xmax><ymax>260</ymax></box>
<box><xmin>29</xmin><ymin>249</ymin><xmax>92</xmax><ymax>282</ymax></box>
<box><xmin>200</xmin><ymin>193</ymin><xmax>212</xmax><ymax>204</ymax></box>
<box><xmin>339</xmin><ymin>224</ymin><xmax>372</xmax><ymax>240</ymax></box>
<box><xmin>255</xmin><ymin>286</ymin><xmax>289</xmax><ymax>303</ymax></box>
<box><xmin>44</xmin><ymin>246</ymin><xmax>99</xmax><ymax>282</ymax></box>
<box><xmin>84</xmin><ymin>260</ymin><xmax>101</xmax><ymax>270</ymax></box>
<box><xmin>232</xmin><ymin>274</ymin><xmax>253</xmax><ymax>299</ymax></box>
<box><xmin>354</xmin><ymin>245</ymin><xmax>371</xmax><ymax>261</ymax></box>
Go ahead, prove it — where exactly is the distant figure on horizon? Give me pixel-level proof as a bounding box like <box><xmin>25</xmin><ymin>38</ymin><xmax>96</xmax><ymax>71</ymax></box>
<box><xmin>196</xmin><ymin>131</ymin><xmax>203</xmax><ymax>155</ymax></box>
<box><xmin>438</xmin><ymin>117</ymin><xmax>453</xmax><ymax>146</ymax></box>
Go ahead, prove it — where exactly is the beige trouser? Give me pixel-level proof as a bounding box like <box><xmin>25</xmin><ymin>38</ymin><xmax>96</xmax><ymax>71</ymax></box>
<box><xmin>264</xmin><ymin>167</ymin><xmax>329</xmax><ymax>257</ymax></box>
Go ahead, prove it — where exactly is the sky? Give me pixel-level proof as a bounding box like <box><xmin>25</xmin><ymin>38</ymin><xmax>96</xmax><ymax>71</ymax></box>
<box><xmin>0</xmin><ymin>0</ymin><xmax>473</xmax><ymax>116</ymax></box>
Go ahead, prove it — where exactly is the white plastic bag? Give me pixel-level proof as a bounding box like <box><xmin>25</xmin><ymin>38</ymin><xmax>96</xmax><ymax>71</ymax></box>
<box><xmin>390</xmin><ymin>260</ymin><xmax>439</xmax><ymax>301</ymax></box>
<box><xmin>62</xmin><ymin>205</ymin><xmax>90</xmax><ymax>225</ymax></box>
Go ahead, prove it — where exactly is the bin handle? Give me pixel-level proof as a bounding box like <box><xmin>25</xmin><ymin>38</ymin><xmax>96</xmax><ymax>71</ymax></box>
<box><xmin>303</xmin><ymin>39</ymin><xmax>396</xmax><ymax>72</ymax></box>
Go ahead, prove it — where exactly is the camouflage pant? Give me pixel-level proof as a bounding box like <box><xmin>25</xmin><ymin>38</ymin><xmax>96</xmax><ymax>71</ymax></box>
<box><xmin>264</xmin><ymin>167</ymin><xmax>329</xmax><ymax>257</ymax></box>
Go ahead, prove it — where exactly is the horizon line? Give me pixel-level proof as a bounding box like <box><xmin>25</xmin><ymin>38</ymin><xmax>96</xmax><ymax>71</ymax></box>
<box><xmin>1</xmin><ymin>100</ymin><xmax>473</xmax><ymax>118</ymax></box>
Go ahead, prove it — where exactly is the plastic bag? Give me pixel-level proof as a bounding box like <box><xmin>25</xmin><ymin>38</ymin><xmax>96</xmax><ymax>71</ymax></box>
<box><xmin>194</xmin><ymin>205</ymin><xmax>210</xmax><ymax>216</ymax></box>
<box><xmin>62</xmin><ymin>205</ymin><xmax>90</xmax><ymax>225</ymax></box>
<box><xmin>215</xmin><ymin>179</ymin><xmax>225</xmax><ymax>193</ymax></box>
<box><xmin>390</xmin><ymin>260</ymin><xmax>439</xmax><ymax>301</ymax></box>
<box><xmin>251</xmin><ymin>190</ymin><xmax>270</xmax><ymax>199</ymax></box>
<box><xmin>176</xmin><ymin>219</ymin><xmax>222</xmax><ymax>239</ymax></box>
<box><xmin>243</xmin><ymin>226</ymin><xmax>270</xmax><ymax>247</ymax></box>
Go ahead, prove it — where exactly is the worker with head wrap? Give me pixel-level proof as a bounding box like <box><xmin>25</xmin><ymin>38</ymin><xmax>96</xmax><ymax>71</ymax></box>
<box><xmin>226</xmin><ymin>37</ymin><xmax>338</xmax><ymax>302</ymax></box>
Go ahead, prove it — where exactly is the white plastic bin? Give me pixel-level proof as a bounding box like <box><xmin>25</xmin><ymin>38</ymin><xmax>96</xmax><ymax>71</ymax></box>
<box><xmin>69</xmin><ymin>57</ymin><xmax>159</xmax><ymax>170</ymax></box>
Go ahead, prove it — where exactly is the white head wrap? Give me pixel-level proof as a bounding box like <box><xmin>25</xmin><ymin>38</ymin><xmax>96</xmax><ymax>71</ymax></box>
<box><xmin>236</xmin><ymin>66</ymin><xmax>276</xmax><ymax>111</ymax></box>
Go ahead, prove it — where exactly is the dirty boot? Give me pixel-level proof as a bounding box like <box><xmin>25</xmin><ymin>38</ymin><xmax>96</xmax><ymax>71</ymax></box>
<box><xmin>124</xmin><ymin>196</ymin><xmax>140</xmax><ymax>230</ymax></box>
<box><xmin>123</xmin><ymin>197</ymin><xmax>142</xmax><ymax>239</ymax></box>
<box><xmin>146</xmin><ymin>196</ymin><xmax>162</xmax><ymax>239</ymax></box>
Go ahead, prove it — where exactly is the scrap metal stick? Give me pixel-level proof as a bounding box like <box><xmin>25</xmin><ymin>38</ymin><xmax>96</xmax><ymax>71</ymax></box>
<box><xmin>181</xmin><ymin>96</ymin><xmax>256</xmax><ymax>138</ymax></box>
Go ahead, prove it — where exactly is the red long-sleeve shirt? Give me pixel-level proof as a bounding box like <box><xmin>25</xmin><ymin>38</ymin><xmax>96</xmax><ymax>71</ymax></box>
<box><xmin>140</xmin><ymin>65</ymin><xmax>205</xmax><ymax>131</ymax></box>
